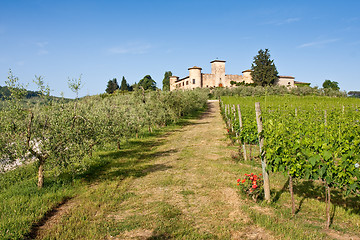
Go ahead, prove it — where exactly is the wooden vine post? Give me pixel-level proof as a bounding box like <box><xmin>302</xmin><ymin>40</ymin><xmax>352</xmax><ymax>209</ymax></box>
<box><xmin>237</xmin><ymin>104</ymin><xmax>247</xmax><ymax>161</ymax></box>
<box><xmin>323</xmin><ymin>109</ymin><xmax>331</xmax><ymax>229</ymax></box>
<box><xmin>255</xmin><ymin>102</ymin><xmax>270</xmax><ymax>202</ymax></box>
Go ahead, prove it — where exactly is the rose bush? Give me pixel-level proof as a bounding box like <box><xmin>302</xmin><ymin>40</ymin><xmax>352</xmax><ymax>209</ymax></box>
<box><xmin>237</xmin><ymin>173</ymin><xmax>264</xmax><ymax>201</ymax></box>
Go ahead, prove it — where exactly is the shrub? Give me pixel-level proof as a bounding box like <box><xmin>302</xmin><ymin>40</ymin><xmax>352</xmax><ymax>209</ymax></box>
<box><xmin>237</xmin><ymin>173</ymin><xmax>264</xmax><ymax>202</ymax></box>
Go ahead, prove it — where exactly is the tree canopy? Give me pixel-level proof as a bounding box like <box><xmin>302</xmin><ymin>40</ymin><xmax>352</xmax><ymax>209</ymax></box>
<box><xmin>348</xmin><ymin>91</ymin><xmax>360</xmax><ymax>98</ymax></box>
<box><xmin>105</xmin><ymin>78</ymin><xmax>119</xmax><ymax>94</ymax></box>
<box><xmin>138</xmin><ymin>75</ymin><xmax>157</xmax><ymax>90</ymax></box>
<box><xmin>250</xmin><ymin>49</ymin><xmax>278</xmax><ymax>86</ymax></box>
<box><xmin>120</xmin><ymin>76</ymin><xmax>129</xmax><ymax>91</ymax></box>
<box><xmin>322</xmin><ymin>80</ymin><xmax>340</xmax><ymax>91</ymax></box>
<box><xmin>162</xmin><ymin>71</ymin><xmax>172</xmax><ymax>91</ymax></box>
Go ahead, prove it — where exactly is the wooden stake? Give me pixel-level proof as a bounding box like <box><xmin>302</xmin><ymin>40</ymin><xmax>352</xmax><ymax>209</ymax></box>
<box><xmin>289</xmin><ymin>174</ymin><xmax>295</xmax><ymax>216</ymax></box>
<box><xmin>255</xmin><ymin>102</ymin><xmax>270</xmax><ymax>202</ymax></box>
<box><xmin>237</xmin><ymin>104</ymin><xmax>247</xmax><ymax>161</ymax></box>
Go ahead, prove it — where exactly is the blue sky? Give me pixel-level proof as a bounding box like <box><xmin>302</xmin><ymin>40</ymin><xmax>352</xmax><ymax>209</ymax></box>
<box><xmin>0</xmin><ymin>0</ymin><xmax>359</xmax><ymax>98</ymax></box>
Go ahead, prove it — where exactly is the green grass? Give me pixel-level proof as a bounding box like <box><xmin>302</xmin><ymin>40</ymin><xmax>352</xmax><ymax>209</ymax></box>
<box><xmin>2</xmin><ymin>101</ymin><xmax>359</xmax><ymax>239</ymax></box>
<box><xmin>0</xmin><ymin>107</ymin><xmax>205</xmax><ymax>240</ymax></box>
<box><xmin>228</xmin><ymin>143</ymin><xmax>360</xmax><ymax>239</ymax></box>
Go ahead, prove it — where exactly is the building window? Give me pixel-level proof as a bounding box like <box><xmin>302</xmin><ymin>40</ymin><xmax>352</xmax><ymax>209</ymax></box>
<box><xmin>206</xmin><ymin>85</ymin><xmax>208</xmax><ymax>88</ymax></box>
<box><xmin>193</xmin><ymin>79</ymin><xmax>195</xmax><ymax>84</ymax></box>
<box><xmin>182</xmin><ymin>82</ymin><xmax>184</xmax><ymax>86</ymax></box>
<box><xmin>288</xmin><ymin>82</ymin><xmax>291</xmax><ymax>85</ymax></box>
<box><xmin>186</xmin><ymin>81</ymin><xmax>189</xmax><ymax>85</ymax></box>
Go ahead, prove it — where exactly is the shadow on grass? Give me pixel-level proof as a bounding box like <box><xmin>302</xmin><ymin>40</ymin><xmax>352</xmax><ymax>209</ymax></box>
<box><xmin>294</xmin><ymin>180</ymin><xmax>360</xmax><ymax>215</ymax></box>
<box><xmin>24</xmin><ymin>197</ymin><xmax>72</xmax><ymax>240</ymax></box>
<box><xmin>14</xmin><ymin>105</ymin><xmax>209</xmax><ymax>240</ymax></box>
<box><xmin>77</xmin><ymin>138</ymin><xmax>178</xmax><ymax>183</ymax></box>
<box><xmin>271</xmin><ymin>177</ymin><xmax>289</xmax><ymax>203</ymax></box>
<box><xmin>272</xmin><ymin>178</ymin><xmax>360</xmax><ymax>216</ymax></box>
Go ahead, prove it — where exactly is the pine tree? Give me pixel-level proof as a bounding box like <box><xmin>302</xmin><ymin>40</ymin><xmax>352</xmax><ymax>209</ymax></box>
<box><xmin>251</xmin><ymin>49</ymin><xmax>278</xmax><ymax>86</ymax></box>
<box><xmin>138</xmin><ymin>75</ymin><xmax>157</xmax><ymax>90</ymax></box>
<box><xmin>105</xmin><ymin>78</ymin><xmax>119</xmax><ymax>94</ymax></box>
<box><xmin>162</xmin><ymin>71</ymin><xmax>172</xmax><ymax>91</ymax></box>
<box><xmin>120</xmin><ymin>76</ymin><xmax>128</xmax><ymax>91</ymax></box>
<box><xmin>322</xmin><ymin>80</ymin><xmax>340</xmax><ymax>91</ymax></box>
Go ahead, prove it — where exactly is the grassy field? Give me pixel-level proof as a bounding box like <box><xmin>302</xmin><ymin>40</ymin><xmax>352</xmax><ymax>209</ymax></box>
<box><xmin>1</xmin><ymin>101</ymin><xmax>359</xmax><ymax>239</ymax></box>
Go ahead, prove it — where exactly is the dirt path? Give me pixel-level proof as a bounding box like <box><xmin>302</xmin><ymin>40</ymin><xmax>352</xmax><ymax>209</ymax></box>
<box><xmin>111</xmin><ymin>100</ymin><xmax>273</xmax><ymax>239</ymax></box>
<box><xmin>35</xmin><ymin>100</ymin><xmax>273</xmax><ymax>239</ymax></box>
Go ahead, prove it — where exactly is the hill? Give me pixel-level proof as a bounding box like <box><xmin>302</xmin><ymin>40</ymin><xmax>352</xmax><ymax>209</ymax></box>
<box><xmin>0</xmin><ymin>85</ymin><xmax>42</xmax><ymax>100</ymax></box>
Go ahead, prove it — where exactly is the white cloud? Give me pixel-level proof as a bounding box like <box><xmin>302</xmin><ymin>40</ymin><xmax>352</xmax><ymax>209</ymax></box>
<box><xmin>297</xmin><ymin>39</ymin><xmax>340</xmax><ymax>48</ymax></box>
<box><xmin>37</xmin><ymin>49</ymin><xmax>49</xmax><ymax>55</ymax></box>
<box><xmin>108</xmin><ymin>42</ymin><xmax>152</xmax><ymax>55</ymax></box>
<box><xmin>282</xmin><ymin>18</ymin><xmax>301</xmax><ymax>24</ymax></box>
<box><xmin>262</xmin><ymin>18</ymin><xmax>301</xmax><ymax>26</ymax></box>
<box><xmin>16</xmin><ymin>61</ymin><xmax>25</xmax><ymax>66</ymax></box>
<box><xmin>35</xmin><ymin>41</ymin><xmax>49</xmax><ymax>55</ymax></box>
<box><xmin>36</xmin><ymin>41</ymin><xmax>48</xmax><ymax>48</ymax></box>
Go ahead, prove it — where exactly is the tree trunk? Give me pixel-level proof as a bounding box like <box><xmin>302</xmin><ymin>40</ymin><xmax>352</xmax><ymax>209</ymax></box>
<box><xmin>117</xmin><ymin>140</ymin><xmax>121</xmax><ymax>150</ymax></box>
<box><xmin>38</xmin><ymin>160</ymin><xmax>44</xmax><ymax>188</ymax></box>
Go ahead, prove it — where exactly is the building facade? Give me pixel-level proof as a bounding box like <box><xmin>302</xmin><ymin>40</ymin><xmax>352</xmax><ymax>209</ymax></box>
<box><xmin>170</xmin><ymin>60</ymin><xmax>299</xmax><ymax>91</ymax></box>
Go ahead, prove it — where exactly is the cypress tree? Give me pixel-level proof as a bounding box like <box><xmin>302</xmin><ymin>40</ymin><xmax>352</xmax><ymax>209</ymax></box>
<box><xmin>162</xmin><ymin>71</ymin><xmax>172</xmax><ymax>91</ymax></box>
<box><xmin>251</xmin><ymin>49</ymin><xmax>278</xmax><ymax>86</ymax></box>
<box><xmin>120</xmin><ymin>76</ymin><xmax>128</xmax><ymax>91</ymax></box>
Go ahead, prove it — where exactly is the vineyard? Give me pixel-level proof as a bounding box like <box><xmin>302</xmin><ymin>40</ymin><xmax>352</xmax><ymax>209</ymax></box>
<box><xmin>1</xmin><ymin>82</ymin><xmax>360</xmax><ymax>239</ymax></box>
<box><xmin>221</xmin><ymin>95</ymin><xmax>360</xmax><ymax>230</ymax></box>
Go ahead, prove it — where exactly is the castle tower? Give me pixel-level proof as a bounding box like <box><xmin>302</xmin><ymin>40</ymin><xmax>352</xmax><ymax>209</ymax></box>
<box><xmin>188</xmin><ymin>66</ymin><xmax>202</xmax><ymax>89</ymax></box>
<box><xmin>242</xmin><ymin>70</ymin><xmax>252</xmax><ymax>84</ymax></box>
<box><xmin>211</xmin><ymin>60</ymin><xmax>226</xmax><ymax>87</ymax></box>
<box><xmin>169</xmin><ymin>76</ymin><xmax>179</xmax><ymax>91</ymax></box>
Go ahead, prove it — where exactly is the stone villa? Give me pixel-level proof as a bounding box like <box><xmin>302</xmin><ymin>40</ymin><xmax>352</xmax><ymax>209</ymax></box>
<box><xmin>170</xmin><ymin>60</ymin><xmax>305</xmax><ymax>91</ymax></box>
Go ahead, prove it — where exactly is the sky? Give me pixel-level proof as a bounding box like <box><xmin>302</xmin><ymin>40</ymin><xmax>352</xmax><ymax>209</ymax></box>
<box><xmin>0</xmin><ymin>0</ymin><xmax>359</xmax><ymax>98</ymax></box>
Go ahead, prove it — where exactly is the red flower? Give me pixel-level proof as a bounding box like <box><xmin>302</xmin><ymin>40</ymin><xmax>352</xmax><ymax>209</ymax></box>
<box><xmin>237</xmin><ymin>179</ymin><xmax>241</xmax><ymax>183</ymax></box>
<box><xmin>241</xmin><ymin>179</ymin><xmax>246</xmax><ymax>183</ymax></box>
<box><xmin>252</xmin><ymin>184</ymin><xmax>257</xmax><ymax>189</ymax></box>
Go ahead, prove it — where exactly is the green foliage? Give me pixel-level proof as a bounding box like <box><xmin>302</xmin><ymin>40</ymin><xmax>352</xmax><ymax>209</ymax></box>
<box><xmin>222</xmin><ymin>95</ymin><xmax>360</xmax><ymax>230</ymax></box>
<box><xmin>0</xmin><ymin>73</ymin><xmax>208</xmax><ymax>239</ymax></box>
<box><xmin>210</xmin><ymin>85</ymin><xmax>347</xmax><ymax>99</ymax></box>
<box><xmin>105</xmin><ymin>78</ymin><xmax>119</xmax><ymax>94</ymax></box>
<box><xmin>221</xmin><ymin>95</ymin><xmax>360</xmax><ymax>195</ymax></box>
<box><xmin>230</xmin><ymin>80</ymin><xmax>256</xmax><ymax>87</ymax></box>
<box><xmin>5</xmin><ymin>69</ymin><xmax>27</xmax><ymax>101</ymax></box>
<box><xmin>348</xmin><ymin>91</ymin><xmax>360</xmax><ymax>98</ymax></box>
<box><xmin>322</xmin><ymin>79</ymin><xmax>340</xmax><ymax>91</ymax></box>
<box><xmin>138</xmin><ymin>75</ymin><xmax>157</xmax><ymax>91</ymax></box>
<box><xmin>68</xmin><ymin>75</ymin><xmax>83</xmax><ymax>98</ymax></box>
<box><xmin>120</xmin><ymin>76</ymin><xmax>131</xmax><ymax>91</ymax></box>
<box><xmin>162</xmin><ymin>71</ymin><xmax>172</xmax><ymax>91</ymax></box>
<box><xmin>251</xmin><ymin>49</ymin><xmax>279</xmax><ymax>86</ymax></box>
